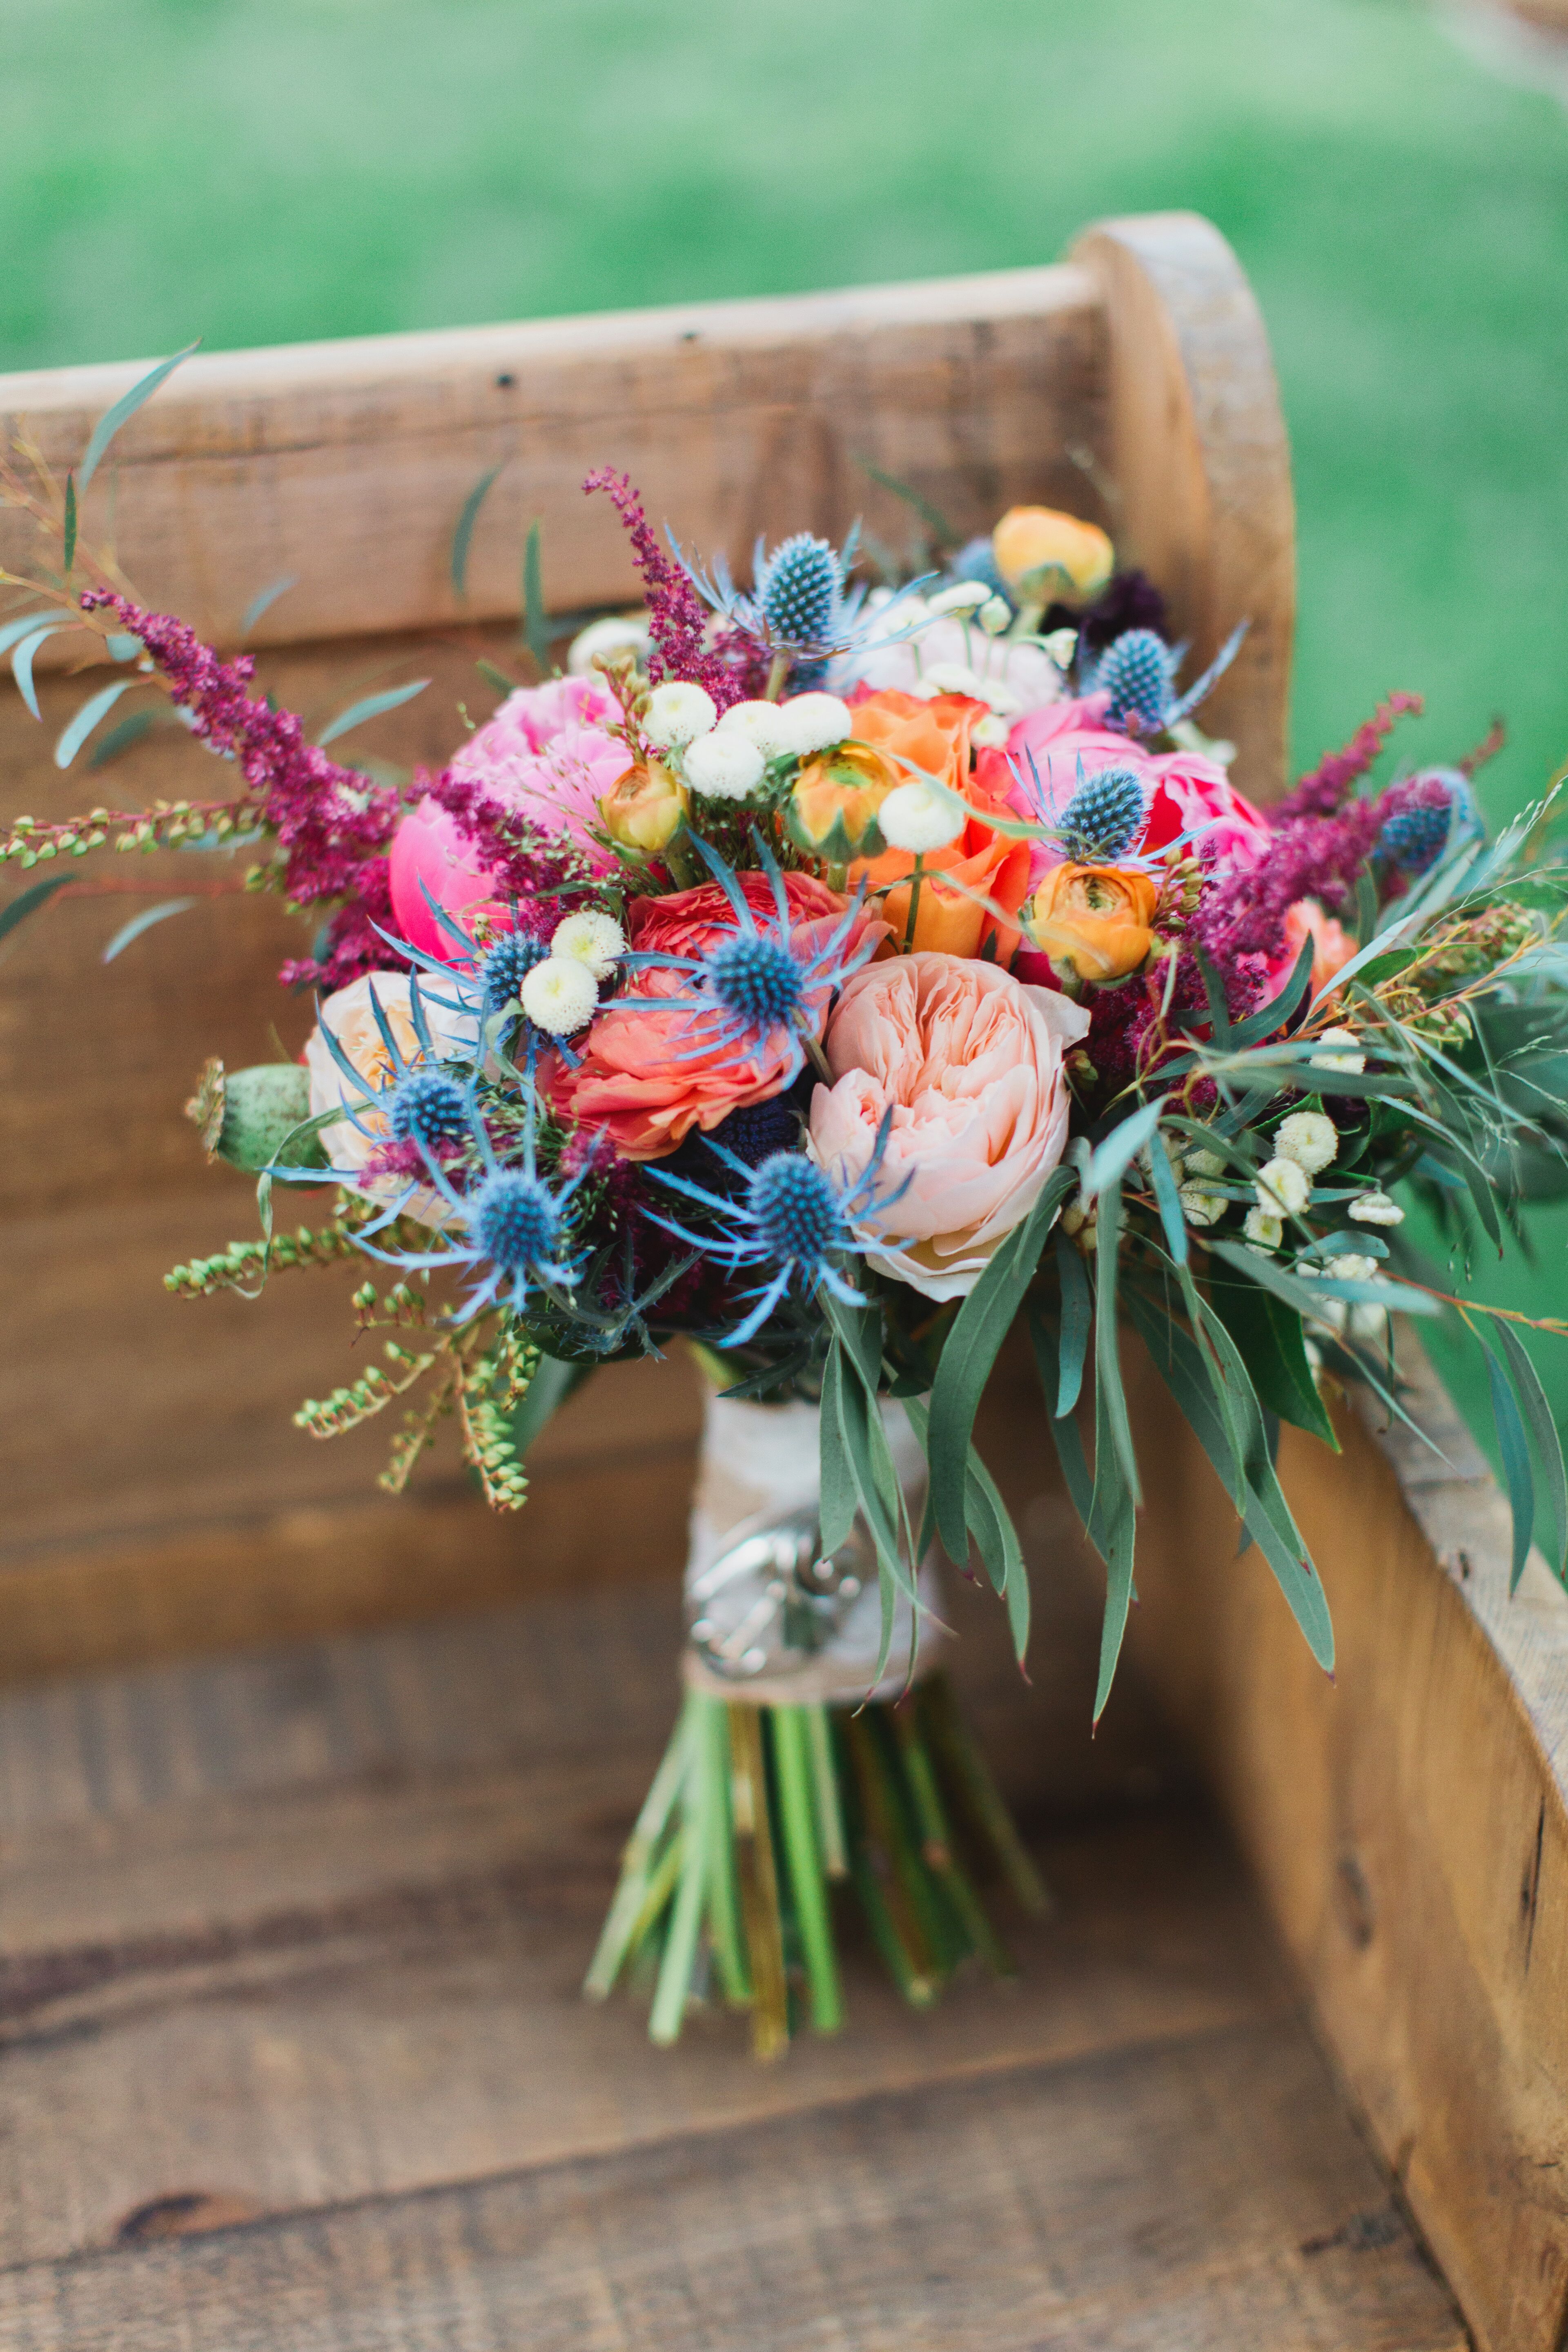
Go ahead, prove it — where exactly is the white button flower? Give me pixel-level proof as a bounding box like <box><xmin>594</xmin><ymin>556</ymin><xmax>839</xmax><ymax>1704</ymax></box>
<box><xmin>776</xmin><ymin>693</ymin><xmax>853</xmax><ymax>755</ymax></box>
<box><xmin>521</xmin><ymin>956</ymin><xmax>599</xmax><ymax>1036</ymax></box>
<box><xmin>644</xmin><ymin>681</ymin><xmax>717</xmax><ymax>749</ymax></box>
<box><xmin>1348</xmin><ymin>1190</ymin><xmax>1404</xmax><ymax>1226</ymax></box>
<box><xmin>1311</xmin><ymin>1026</ymin><xmax>1365</xmax><ymax>1075</ymax></box>
<box><xmin>550</xmin><ymin>909</ymin><xmax>626</xmax><ymax>982</ymax></box>
<box><xmin>1255</xmin><ymin>1157</ymin><xmax>1311</xmax><ymax>1216</ymax></box>
<box><xmin>978</xmin><ymin>596</ymin><xmax>1013</xmax><ymax>637</ymax></box>
<box><xmin>877</xmin><ymin>780</ymin><xmax>967</xmax><ymax>854</ymax></box>
<box><xmin>1275</xmin><ymin>1111</ymin><xmax>1339</xmax><ymax>1174</ymax></box>
<box><xmin>715</xmin><ymin>699</ymin><xmax>796</xmax><ymax>759</ymax></box>
<box><xmin>1325</xmin><ymin>1253</ymin><xmax>1379</xmax><ymax>1284</ymax></box>
<box><xmin>1184</xmin><ymin>1146</ymin><xmax>1227</xmax><ymax>1179</ymax></box>
<box><xmin>926</xmin><ymin>581</ymin><xmax>992</xmax><ymax>617</ymax></box>
<box><xmin>683</xmin><ymin>729</ymin><xmax>765</xmax><ymax>802</ymax></box>
<box><xmin>1180</xmin><ymin>1183</ymin><xmax>1227</xmax><ymax>1228</ymax></box>
<box><xmin>1243</xmin><ymin>1207</ymin><xmax>1283</xmax><ymax>1250</ymax></box>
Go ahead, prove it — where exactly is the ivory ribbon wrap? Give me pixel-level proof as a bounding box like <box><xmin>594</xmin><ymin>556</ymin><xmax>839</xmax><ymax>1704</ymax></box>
<box><xmin>682</xmin><ymin>1391</ymin><xmax>948</xmax><ymax>1707</ymax></box>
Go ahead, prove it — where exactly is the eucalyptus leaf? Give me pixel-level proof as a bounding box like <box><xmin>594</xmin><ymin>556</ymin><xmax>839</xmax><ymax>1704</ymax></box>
<box><xmin>1483</xmin><ymin>1346</ymin><xmax>1535</xmax><ymax>1592</ymax></box>
<box><xmin>0</xmin><ymin>873</ymin><xmax>72</xmax><ymax>948</ymax></box>
<box><xmin>451</xmin><ymin>463</ymin><xmax>505</xmax><ymax>599</ymax></box>
<box><xmin>102</xmin><ymin>896</ymin><xmax>197</xmax><ymax>962</ymax></box>
<box><xmin>54</xmin><ymin>677</ymin><xmax>136</xmax><ymax>769</ymax></box>
<box><xmin>241</xmin><ymin>576</ymin><xmax>299</xmax><ymax>638</ymax></box>
<box><xmin>78</xmin><ymin>341</ymin><xmax>200</xmax><ymax>495</ymax></box>
<box><xmin>1483</xmin><ymin>1319</ymin><xmax>1566</xmax><ymax>1583</ymax></box>
<box><xmin>316</xmin><ymin>677</ymin><xmax>430</xmax><ymax>748</ymax></box>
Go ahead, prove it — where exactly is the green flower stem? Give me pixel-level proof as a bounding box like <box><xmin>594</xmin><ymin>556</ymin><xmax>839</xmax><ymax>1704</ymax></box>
<box><xmin>842</xmin><ymin>1713</ymin><xmax>943</xmax><ymax>1996</ymax></box>
<box><xmin>650</xmin><ymin>1715</ymin><xmax>712</xmax><ymax>2045</ymax></box>
<box><xmin>892</xmin><ymin>1703</ymin><xmax>1016</xmax><ymax>1980</ymax></box>
<box><xmin>698</xmin><ymin>1694</ymin><xmax>751</xmax><ymax>2009</ymax></box>
<box><xmin>623</xmin><ymin>1830</ymin><xmax>685</xmax><ymax>1972</ymax></box>
<box><xmin>771</xmin><ymin>1706</ymin><xmax>843</xmax><ymax>2035</ymax></box>
<box><xmin>865</xmin><ymin>1711</ymin><xmax>963</xmax><ymax>1974</ymax></box>
<box><xmin>729</xmin><ymin>1702</ymin><xmax>791</xmax><ymax>2060</ymax></box>
<box><xmin>764</xmin><ymin>651</ymin><xmax>791</xmax><ymax>703</ymax></box>
<box><xmin>804</xmin><ymin>1702</ymin><xmax>849</xmax><ymax>1879</ymax></box>
<box><xmin>903</xmin><ymin>853</ymin><xmax>927</xmax><ymax>953</ymax></box>
<box><xmin>919</xmin><ymin>1675</ymin><xmax>1053</xmax><ymax>1917</ymax></box>
<box><xmin>583</xmin><ymin>1701</ymin><xmax>690</xmax><ymax>1999</ymax></box>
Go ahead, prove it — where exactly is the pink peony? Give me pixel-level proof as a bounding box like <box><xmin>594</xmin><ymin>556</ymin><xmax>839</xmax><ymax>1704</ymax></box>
<box><xmin>545</xmin><ymin>872</ymin><xmax>888</xmax><ymax>1162</ymax></box>
<box><xmin>389</xmin><ymin>677</ymin><xmax>629</xmax><ymax>958</ymax></box>
<box><xmin>1279</xmin><ymin>898</ymin><xmax>1356</xmax><ymax>998</ymax></box>
<box><xmin>808</xmin><ymin>953</ymin><xmax>1090</xmax><ymax>1301</ymax></box>
<box><xmin>986</xmin><ymin>694</ymin><xmax>1272</xmax><ymax>889</ymax></box>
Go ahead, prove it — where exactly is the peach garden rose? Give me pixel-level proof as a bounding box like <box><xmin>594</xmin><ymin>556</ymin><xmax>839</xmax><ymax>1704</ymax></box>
<box><xmin>808</xmin><ymin>953</ymin><xmax>1091</xmax><ymax>1301</ymax></box>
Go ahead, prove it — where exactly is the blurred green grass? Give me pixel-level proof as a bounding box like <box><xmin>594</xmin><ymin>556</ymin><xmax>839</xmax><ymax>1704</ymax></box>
<box><xmin>3</xmin><ymin>0</ymin><xmax>1567</xmax><ymax>1450</ymax></box>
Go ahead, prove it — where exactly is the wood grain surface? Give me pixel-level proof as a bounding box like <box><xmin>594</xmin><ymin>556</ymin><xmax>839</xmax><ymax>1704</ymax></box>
<box><xmin>0</xmin><ymin>1580</ymin><xmax>1461</xmax><ymax>2351</ymax></box>
<box><xmin>1128</xmin><ymin>1340</ymin><xmax>1568</xmax><ymax>2352</ymax></box>
<box><xmin>0</xmin><ymin>265</ymin><xmax>1104</xmax><ymax>663</ymax></box>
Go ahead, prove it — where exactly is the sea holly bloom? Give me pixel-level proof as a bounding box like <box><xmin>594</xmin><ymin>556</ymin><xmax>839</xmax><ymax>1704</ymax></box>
<box><xmin>545</xmin><ymin>862</ymin><xmax>888</xmax><ymax>1160</ymax></box>
<box><xmin>303</xmin><ymin>970</ymin><xmax>480</xmax><ymax>1224</ymax></box>
<box><xmin>365</xmin><ymin>1092</ymin><xmax>593</xmax><ymax>1319</ymax></box>
<box><xmin>647</xmin><ymin>1122</ymin><xmax>912</xmax><ymax>1346</ymax></box>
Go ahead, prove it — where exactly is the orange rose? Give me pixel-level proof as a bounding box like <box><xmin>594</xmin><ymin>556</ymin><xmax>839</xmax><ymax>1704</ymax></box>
<box><xmin>1025</xmin><ymin>864</ymin><xmax>1157</xmax><ymax>982</ymax></box>
<box><xmin>846</xmin><ymin>690</ymin><xmax>1031</xmax><ymax>963</ymax></box>
<box><xmin>786</xmin><ymin>738</ymin><xmax>901</xmax><ymax>862</ymax></box>
<box><xmin>991</xmin><ymin>506</ymin><xmax>1114</xmax><ymax>602</ymax></box>
<box><xmin>598</xmin><ymin>756</ymin><xmax>688</xmax><ymax>853</ymax></box>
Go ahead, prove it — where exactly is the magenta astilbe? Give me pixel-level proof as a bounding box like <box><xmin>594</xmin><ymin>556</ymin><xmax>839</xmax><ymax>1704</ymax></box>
<box><xmin>1087</xmin><ymin>945</ymin><xmax>1261</xmax><ymax>1100</ymax></box>
<box><xmin>583</xmin><ymin>468</ymin><xmax>742</xmax><ymax>709</ymax></box>
<box><xmin>81</xmin><ymin>592</ymin><xmax>405</xmax><ymax>989</ymax></box>
<box><xmin>422</xmin><ymin>765</ymin><xmax>599</xmax><ymax>917</ymax></box>
<box><xmin>1275</xmin><ymin>691</ymin><xmax>1424</xmax><ymax>821</ymax></box>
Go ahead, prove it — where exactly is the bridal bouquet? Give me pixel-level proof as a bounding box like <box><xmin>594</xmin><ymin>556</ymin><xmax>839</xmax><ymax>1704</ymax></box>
<box><xmin>7</xmin><ymin>383</ymin><xmax>1568</xmax><ymax>2055</ymax></box>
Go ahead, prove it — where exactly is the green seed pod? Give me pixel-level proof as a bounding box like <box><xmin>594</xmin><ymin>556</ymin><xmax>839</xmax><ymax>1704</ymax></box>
<box><xmin>185</xmin><ymin>1056</ymin><xmax>325</xmax><ymax>1172</ymax></box>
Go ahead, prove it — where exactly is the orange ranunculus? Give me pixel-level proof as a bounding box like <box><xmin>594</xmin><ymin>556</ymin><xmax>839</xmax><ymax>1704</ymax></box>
<box><xmin>845</xmin><ymin>690</ymin><xmax>1031</xmax><ymax>963</ymax></box>
<box><xmin>599</xmin><ymin>756</ymin><xmax>688</xmax><ymax>853</ymax></box>
<box><xmin>786</xmin><ymin>738</ymin><xmax>901</xmax><ymax>862</ymax></box>
<box><xmin>1025</xmin><ymin>864</ymin><xmax>1158</xmax><ymax>982</ymax></box>
<box><xmin>991</xmin><ymin>506</ymin><xmax>1114</xmax><ymax>601</ymax></box>
<box><xmin>1283</xmin><ymin>898</ymin><xmax>1356</xmax><ymax>997</ymax></box>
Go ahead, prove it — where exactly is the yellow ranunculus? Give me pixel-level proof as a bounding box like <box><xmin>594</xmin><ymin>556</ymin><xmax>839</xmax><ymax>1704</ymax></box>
<box><xmin>992</xmin><ymin>506</ymin><xmax>1114</xmax><ymax>603</ymax></box>
<box><xmin>599</xmin><ymin>757</ymin><xmax>689</xmax><ymax>854</ymax></box>
<box><xmin>785</xmin><ymin>739</ymin><xmax>900</xmax><ymax>864</ymax></box>
<box><xmin>1026</xmin><ymin>862</ymin><xmax>1157</xmax><ymax>982</ymax></box>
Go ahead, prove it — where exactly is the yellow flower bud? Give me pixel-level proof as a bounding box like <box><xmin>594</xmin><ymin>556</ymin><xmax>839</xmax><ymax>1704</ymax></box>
<box><xmin>991</xmin><ymin>506</ymin><xmax>1114</xmax><ymax>603</ymax></box>
<box><xmin>784</xmin><ymin>739</ymin><xmax>900</xmax><ymax>864</ymax></box>
<box><xmin>599</xmin><ymin>756</ymin><xmax>689</xmax><ymax>854</ymax></box>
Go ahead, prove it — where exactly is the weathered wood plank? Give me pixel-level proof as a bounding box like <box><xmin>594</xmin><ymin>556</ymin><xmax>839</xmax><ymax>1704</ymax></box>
<box><xmin>0</xmin><ymin>266</ymin><xmax>1105</xmax><ymax>660</ymax></box>
<box><xmin>1128</xmin><ymin>1339</ymin><xmax>1568</xmax><ymax>2352</ymax></box>
<box><xmin>0</xmin><ymin>1581</ymin><xmax>1458</xmax><ymax>2350</ymax></box>
<box><xmin>1070</xmin><ymin>212</ymin><xmax>1296</xmax><ymax>801</ymax></box>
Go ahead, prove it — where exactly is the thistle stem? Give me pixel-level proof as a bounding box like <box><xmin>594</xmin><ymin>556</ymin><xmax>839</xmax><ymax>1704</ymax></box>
<box><xmin>903</xmin><ymin>854</ymin><xmax>926</xmax><ymax>954</ymax></box>
<box><xmin>920</xmin><ymin>1674</ymin><xmax>1053</xmax><ymax>1917</ymax></box>
<box><xmin>764</xmin><ymin>651</ymin><xmax>791</xmax><ymax>703</ymax></box>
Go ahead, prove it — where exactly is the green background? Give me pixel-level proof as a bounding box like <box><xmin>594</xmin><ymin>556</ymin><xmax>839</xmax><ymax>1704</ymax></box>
<box><xmin>4</xmin><ymin>0</ymin><xmax>1567</xmax><ymax>1442</ymax></box>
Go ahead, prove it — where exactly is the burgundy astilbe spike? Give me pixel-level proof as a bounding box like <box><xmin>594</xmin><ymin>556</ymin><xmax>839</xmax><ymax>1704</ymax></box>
<box><xmin>81</xmin><ymin>592</ymin><xmax>406</xmax><ymax>989</ymax></box>
<box><xmin>1276</xmin><ymin>690</ymin><xmax>1424</xmax><ymax>821</ymax></box>
<box><xmin>583</xmin><ymin>467</ymin><xmax>741</xmax><ymax>708</ymax></box>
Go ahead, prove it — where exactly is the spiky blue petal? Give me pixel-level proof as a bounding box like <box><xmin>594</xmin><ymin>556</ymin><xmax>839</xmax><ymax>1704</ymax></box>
<box><xmin>472</xmin><ymin>1169</ymin><xmax>564</xmax><ymax>1273</ymax></box>
<box><xmin>758</xmin><ymin>533</ymin><xmax>843</xmax><ymax>648</ymax></box>
<box><xmin>1057</xmin><ymin>763</ymin><xmax>1147</xmax><ymax>864</ymax></box>
<box><xmin>480</xmin><ymin>931</ymin><xmax>549</xmax><ymax>1017</ymax></box>
<box><xmin>387</xmin><ymin>1067</ymin><xmax>470</xmax><ymax>1148</ymax></box>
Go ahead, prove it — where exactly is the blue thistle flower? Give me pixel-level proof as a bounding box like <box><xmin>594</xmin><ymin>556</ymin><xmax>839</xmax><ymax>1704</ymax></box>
<box><xmin>1379</xmin><ymin>801</ymin><xmax>1452</xmax><ymax>875</ymax></box>
<box><xmin>949</xmin><ymin>535</ymin><xmax>1011</xmax><ymax>609</ymax></box>
<box><xmin>758</xmin><ymin>533</ymin><xmax>843</xmax><ymax>649</ymax></box>
<box><xmin>479</xmin><ymin>931</ymin><xmax>549</xmax><ymax>1018</ymax></box>
<box><xmin>387</xmin><ymin>1066</ymin><xmax>470</xmax><ymax>1149</ymax></box>
<box><xmin>1094</xmin><ymin>629</ymin><xmax>1172</xmax><ymax>733</ymax></box>
<box><xmin>359</xmin><ymin>1087</ymin><xmax>591</xmax><ymax>1317</ymax></box>
<box><xmin>620</xmin><ymin>833</ymin><xmax>878</xmax><ymax>1089</ymax></box>
<box><xmin>1056</xmin><ymin>762</ymin><xmax>1147</xmax><ymax>863</ymax></box>
<box><xmin>1082</xmin><ymin>618</ymin><xmax>1248</xmax><ymax>733</ymax></box>
<box><xmin>648</xmin><ymin>1119</ymin><xmax>911</xmax><ymax>1346</ymax></box>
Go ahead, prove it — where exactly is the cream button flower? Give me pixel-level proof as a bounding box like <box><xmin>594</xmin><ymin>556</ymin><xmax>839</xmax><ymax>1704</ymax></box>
<box><xmin>683</xmin><ymin>730</ymin><xmax>765</xmax><ymax>802</ymax></box>
<box><xmin>550</xmin><ymin>909</ymin><xmax>625</xmax><ymax>982</ymax></box>
<box><xmin>521</xmin><ymin>956</ymin><xmax>599</xmax><ymax>1035</ymax></box>
<box><xmin>1275</xmin><ymin>1111</ymin><xmax>1338</xmax><ymax>1174</ymax></box>
<box><xmin>1255</xmin><ymin>1157</ymin><xmax>1310</xmax><ymax>1216</ymax></box>
<box><xmin>644</xmin><ymin>681</ymin><xmax>717</xmax><ymax>749</ymax></box>
<box><xmin>877</xmin><ymin>780</ymin><xmax>967</xmax><ymax>854</ymax></box>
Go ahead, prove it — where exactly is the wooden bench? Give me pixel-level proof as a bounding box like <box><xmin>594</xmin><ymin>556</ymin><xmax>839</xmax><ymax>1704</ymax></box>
<box><xmin>1</xmin><ymin>210</ymin><xmax>1561</xmax><ymax>2352</ymax></box>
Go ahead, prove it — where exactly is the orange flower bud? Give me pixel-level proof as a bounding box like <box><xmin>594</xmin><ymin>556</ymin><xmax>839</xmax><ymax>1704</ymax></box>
<box><xmin>992</xmin><ymin>506</ymin><xmax>1114</xmax><ymax>603</ymax></box>
<box><xmin>785</xmin><ymin>739</ymin><xmax>900</xmax><ymax>863</ymax></box>
<box><xmin>599</xmin><ymin>757</ymin><xmax>689</xmax><ymax>855</ymax></box>
<box><xmin>1025</xmin><ymin>863</ymin><xmax>1157</xmax><ymax>981</ymax></box>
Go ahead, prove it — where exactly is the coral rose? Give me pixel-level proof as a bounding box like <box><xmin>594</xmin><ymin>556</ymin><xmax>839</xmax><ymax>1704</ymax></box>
<box><xmin>545</xmin><ymin>872</ymin><xmax>886</xmax><ymax>1161</ymax></box>
<box><xmin>845</xmin><ymin>690</ymin><xmax>1033</xmax><ymax>962</ymax></box>
<box><xmin>1025</xmin><ymin>863</ymin><xmax>1159</xmax><ymax>982</ymax></box>
<box><xmin>808</xmin><ymin>953</ymin><xmax>1090</xmax><ymax>1301</ymax></box>
<box><xmin>1281</xmin><ymin>898</ymin><xmax>1356</xmax><ymax>997</ymax></box>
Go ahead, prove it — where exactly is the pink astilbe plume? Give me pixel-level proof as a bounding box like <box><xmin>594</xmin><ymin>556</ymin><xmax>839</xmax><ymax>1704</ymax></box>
<box><xmin>583</xmin><ymin>467</ymin><xmax>742</xmax><ymax>708</ymax></box>
<box><xmin>1194</xmin><ymin>692</ymin><xmax>1425</xmax><ymax>966</ymax></box>
<box><xmin>82</xmin><ymin>592</ymin><xmax>404</xmax><ymax>990</ymax></box>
